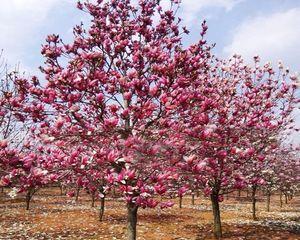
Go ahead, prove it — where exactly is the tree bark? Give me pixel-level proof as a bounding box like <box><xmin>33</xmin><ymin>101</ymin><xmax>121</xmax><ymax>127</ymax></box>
<box><xmin>99</xmin><ymin>197</ymin><xmax>105</xmax><ymax>221</ymax></box>
<box><xmin>113</xmin><ymin>187</ymin><xmax>116</xmax><ymax>198</ymax></box>
<box><xmin>25</xmin><ymin>189</ymin><xmax>33</xmax><ymax>210</ymax></box>
<box><xmin>59</xmin><ymin>185</ymin><xmax>63</xmax><ymax>196</ymax></box>
<box><xmin>280</xmin><ymin>191</ymin><xmax>283</xmax><ymax>208</ymax></box>
<box><xmin>191</xmin><ymin>192</ymin><xmax>195</xmax><ymax>205</ymax></box>
<box><xmin>127</xmin><ymin>202</ymin><xmax>138</xmax><ymax>240</ymax></box>
<box><xmin>211</xmin><ymin>193</ymin><xmax>222</xmax><ymax>239</ymax></box>
<box><xmin>91</xmin><ymin>192</ymin><xmax>95</xmax><ymax>207</ymax></box>
<box><xmin>238</xmin><ymin>189</ymin><xmax>241</xmax><ymax>197</ymax></box>
<box><xmin>251</xmin><ymin>185</ymin><xmax>257</xmax><ymax>220</ymax></box>
<box><xmin>266</xmin><ymin>191</ymin><xmax>271</xmax><ymax>212</ymax></box>
<box><xmin>63</xmin><ymin>186</ymin><xmax>68</xmax><ymax>195</ymax></box>
<box><xmin>75</xmin><ymin>186</ymin><xmax>80</xmax><ymax>202</ymax></box>
<box><xmin>285</xmin><ymin>193</ymin><xmax>288</xmax><ymax>204</ymax></box>
<box><xmin>179</xmin><ymin>195</ymin><xmax>183</xmax><ymax>208</ymax></box>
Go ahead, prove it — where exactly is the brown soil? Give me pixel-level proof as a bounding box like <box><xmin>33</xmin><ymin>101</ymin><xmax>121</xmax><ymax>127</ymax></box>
<box><xmin>0</xmin><ymin>188</ymin><xmax>299</xmax><ymax>239</ymax></box>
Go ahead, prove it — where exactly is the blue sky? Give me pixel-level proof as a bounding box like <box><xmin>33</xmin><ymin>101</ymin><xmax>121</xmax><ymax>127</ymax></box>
<box><xmin>1</xmin><ymin>0</ymin><xmax>300</xmax><ymax>76</ymax></box>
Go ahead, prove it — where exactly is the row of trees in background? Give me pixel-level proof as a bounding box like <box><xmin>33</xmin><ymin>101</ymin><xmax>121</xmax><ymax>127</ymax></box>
<box><xmin>0</xmin><ymin>0</ymin><xmax>299</xmax><ymax>239</ymax></box>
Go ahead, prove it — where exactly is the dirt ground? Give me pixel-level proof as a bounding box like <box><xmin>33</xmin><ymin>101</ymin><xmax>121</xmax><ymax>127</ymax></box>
<box><xmin>0</xmin><ymin>188</ymin><xmax>299</xmax><ymax>240</ymax></box>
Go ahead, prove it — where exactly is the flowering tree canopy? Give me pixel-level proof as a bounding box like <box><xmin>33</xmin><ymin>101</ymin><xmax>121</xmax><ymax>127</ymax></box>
<box><xmin>21</xmin><ymin>0</ymin><xmax>213</xmax><ymax>239</ymax></box>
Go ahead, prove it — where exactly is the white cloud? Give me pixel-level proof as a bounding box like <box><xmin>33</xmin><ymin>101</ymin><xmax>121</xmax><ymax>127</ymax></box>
<box><xmin>142</xmin><ymin>0</ymin><xmax>242</xmax><ymax>25</ymax></box>
<box><xmin>178</xmin><ymin>0</ymin><xmax>243</xmax><ymax>24</ymax></box>
<box><xmin>223</xmin><ymin>8</ymin><xmax>300</xmax><ymax>71</ymax></box>
<box><xmin>0</xmin><ymin>0</ymin><xmax>58</xmax><ymax>53</ymax></box>
<box><xmin>0</xmin><ymin>0</ymin><xmax>72</xmax><ymax>73</ymax></box>
<box><xmin>224</xmin><ymin>8</ymin><xmax>300</xmax><ymax>145</ymax></box>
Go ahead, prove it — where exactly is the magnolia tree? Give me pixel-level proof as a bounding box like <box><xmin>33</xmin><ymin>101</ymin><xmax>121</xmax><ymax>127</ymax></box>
<box><xmin>241</xmin><ymin>60</ymin><xmax>299</xmax><ymax>220</ymax></box>
<box><xmin>3</xmin><ymin>146</ymin><xmax>55</xmax><ymax>210</ymax></box>
<box><xmin>0</xmin><ymin>62</ymin><xmax>26</xmax><ymax>183</ymax></box>
<box><xmin>275</xmin><ymin>146</ymin><xmax>300</xmax><ymax>206</ymax></box>
<box><xmin>23</xmin><ymin>0</ymin><xmax>213</xmax><ymax>239</ymax></box>
<box><xmin>243</xmin><ymin>142</ymin><xmax>277</xmax><ymax>219</ymax></box>
<box><xmin>258</xmin><ymin>147</ymin><xmax>297</xmax><ymax>213</ymax></box>
<box><xmin>0</xmin><ymin>57</ymin><xmax>52</xmax><ymax>209</ymax></box>
<box><xmin>48</xmin><ymin>143</ymin><xmax>111</xmax><ymax>220</ymax></box>
<box><xmin>244</xmin><ymin>144</ymin><xmax>293</xmax><ymax>214</ymax></box>
<box><xmin>260</xmin><ymin>160</ymin><xmax>279</xmax><ymax>212</ymax></box>
<box><xmin>173</xmin><ymin>55</ymin><xmax>299</xmax><ymax>237</ymax></box>
<box><xmin>241</xmin><ymin>127</ymin><xmax>281</xmax><ymax>220</ymax></box>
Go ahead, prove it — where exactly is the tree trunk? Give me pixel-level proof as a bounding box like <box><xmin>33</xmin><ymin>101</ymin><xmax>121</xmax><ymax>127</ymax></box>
<box><xmin>285</xmin><ymin>193</ymin><xmax>288</xmax><ymax>204</ymax></box>
<box><xmin>63</xmin><ymin>186</ymin><xmax>68</xmax><ymax>195</ymax></box>
<box><xmin>127</xmin><ymin>203</ymin><xmax>138</xmax><ymax>240</ymax></box>
<box><xmin>179</xmin><ymin>195</ymin><xmax>183</xmax><ymax>208</ymax></box>
<box><xmin>1</xmin><ymin>187</ymin><xmax>4</xmax><ymax>193</ymax></box>
<box><xmin>266</xmin><ymin>191</ymin><xmax>271</xmax><ymax>212</ymax></box>
<box><xmin>91</xmin><ymin>192</ymin><xmax>95</xmax><ymax>207</ymax></box>
<box><xmin>25</xmin><ymin>189</ymin><xmax>33</xmax><ymax>210</ymax></box>
<box><xmin>251</xmin><ymin>185</ymin><xmax>257</xmax><ymax>220</ymax></box>
<box><xmin>238</xmin><ymin>189</ymin><xmax>241</xmax><ymax>197</ymax></box>
<box><xmin>280</xmin><ymin>191</ymin><xmax>283</xmax><ymax>208</ymax></box>
<box><xmin>191</xmin><ymin>192</ymin><xmax>195</xmax><ymax>205</ymax></box>
<box><xmin>246</xmin><ymin>189</ymin><xmax>249</xmax><ymax>197</ymax></box>
<box><xmin>211</xmin><ymin>193</ymin><xmax>222</xmax><ymax>239</ymax></box>
<box><xmin>75</xmin><ymin>187</ymin><xmax>80</xmax><ymax>202</ymax></box>
<box><xmin>99</xmin><ymin>197</ymin><xmax>105</xmax><ymax>221</ymax></box>
<box><xmin>60</xmin><ymin>185</ymin><xmax>64</xmax><ymax>196</ymax></box>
